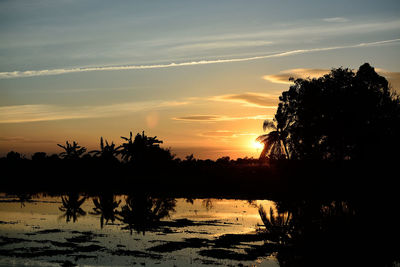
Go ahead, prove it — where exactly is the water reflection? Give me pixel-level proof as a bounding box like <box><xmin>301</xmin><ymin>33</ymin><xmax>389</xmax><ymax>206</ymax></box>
<box><xmin>117</xmin><ymin>194</ymin><xmax>176</xmax><ymax>234</ymax></box>
<box><xmin>0</xmin><ymin>194</ymin><xmax>398</xmax><ymax>266</ymax></box>
<box><xmin>58</xmin><ymin>193</ymin><xmax>87</xmax><ymax>223</ymax></box>
<box><xmin>90</xmin><ymin>193</ymin><xmax>121</xmax><ymax>229</ymax></box>
<box><xmin>259</xmin><ymin>200</ymin><xmax>398</xmax><ymax>266</ymax></box>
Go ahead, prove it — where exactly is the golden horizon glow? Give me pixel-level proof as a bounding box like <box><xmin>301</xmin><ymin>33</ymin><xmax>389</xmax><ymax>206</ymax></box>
<box><xmin>252</xmin><ymin>140</ymin><xmax>264</xmax><ymax>150</ymax></box>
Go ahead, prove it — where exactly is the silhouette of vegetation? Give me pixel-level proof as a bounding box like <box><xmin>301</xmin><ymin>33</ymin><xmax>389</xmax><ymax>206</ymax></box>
<box><xmin>59</xmin><ymin>193</ymin><xmax>87</xmax><ymax>223</ymax></box>
<box><xmin>6</xmin><ymin>151</ymin><xmax>24</xmax><ymax>161</ymax></box>
<box><xmin>0</xmin><ymin>63</ymin><xmax>399</xmax><ymax>198</ymax></box>
<box><xmin>257</xmin><ymin>120</ymin><xmax>289</xmax><ymax>160</ymax></box>
<box><xmin>57</xmin><ymin>141</ymin><xmax>87</xmax><ymax>160</ymax></box>
<box><xmin>89</xmin><ymin>137</ymin><xmax>120</xmax><ymax>162</ymax></box>
<box><xmin>258</xmin><ymin>63</ymin><xmax>400</xmax><ymax>161</ymax></box>
<box><xmin>119</xmin><ymin>131</ymin><xmax>173</xmax><ymax>166</ymax></box>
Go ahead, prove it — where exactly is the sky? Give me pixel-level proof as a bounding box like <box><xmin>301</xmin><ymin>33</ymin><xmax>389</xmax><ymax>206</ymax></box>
<box><xmin>1</xmin><ymin>0</ymin><xmax>400</xmax><ymax>159</ymax></box>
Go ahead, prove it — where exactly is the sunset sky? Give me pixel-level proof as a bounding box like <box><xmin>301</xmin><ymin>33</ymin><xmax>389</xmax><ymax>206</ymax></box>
<box><xmin>1</xmin><ymin>0</ymin><xmax>399</xmax><ymax>159</ymax></box>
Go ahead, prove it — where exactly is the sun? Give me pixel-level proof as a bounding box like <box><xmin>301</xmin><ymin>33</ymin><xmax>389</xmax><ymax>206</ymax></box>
<box><xmin>252</xmin><ymin>140</ymin><xmax>264</xmax><ymax>150</ymax></box>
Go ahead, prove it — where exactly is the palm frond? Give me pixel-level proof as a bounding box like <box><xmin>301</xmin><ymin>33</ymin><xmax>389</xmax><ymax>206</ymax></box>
<box><xmin>263</xmin><ymin>120</ymin><xmax>277</xmax><ymax>131</ymax></box>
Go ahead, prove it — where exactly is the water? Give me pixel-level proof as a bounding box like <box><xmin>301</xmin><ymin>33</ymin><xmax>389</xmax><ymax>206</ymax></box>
<box><xmin>0</xmin><ymin>194</ymin><xmax>279</xmax><ymax>267</ymax></box>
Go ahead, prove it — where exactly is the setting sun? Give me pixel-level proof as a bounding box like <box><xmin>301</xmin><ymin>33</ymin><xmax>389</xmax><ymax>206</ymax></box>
<box><xmin>253</xmin><ymin>140</ymin><xmax>264</xmax><ymax>150</ymax></box>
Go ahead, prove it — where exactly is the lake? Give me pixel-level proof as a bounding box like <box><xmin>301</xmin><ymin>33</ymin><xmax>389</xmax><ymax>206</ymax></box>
<box><xmin>0</xmin><ymin>193</ymin><xmax>280</xmax><ymax>267</ymax></box>
<box><xmin>0</xmin><ymin>193</ymin><xmax>398</xmax><ymax>266</ymax></box>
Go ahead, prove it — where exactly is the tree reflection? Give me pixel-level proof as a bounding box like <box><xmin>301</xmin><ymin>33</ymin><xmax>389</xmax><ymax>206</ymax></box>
<box><xmin>15</xmin><ymin>193</ymin><xmax>33</xmax><ymax>208</ymax></box>
<box><xmin>258</xmin><ymin>205</ymin><xmax>292</xmax><ymax>245</ymax></box>
<box><xmin>58</xmin><ymin>193</ymin><xmax>87</xmax><ymax>223</ymax></box>
<box><xmin>259</xmin><ymin>200</ymin><xmax>398</xmax><ymax>266</ymax></box>
<box><xmin>90</xmin><ymin>193</ymin><xmax>121</xmax><ymax>228</ymax></box>
<box><xmin>117</xmin><ymin>194</ymin><xmax>176</xmax><ymax>235</ymax></box>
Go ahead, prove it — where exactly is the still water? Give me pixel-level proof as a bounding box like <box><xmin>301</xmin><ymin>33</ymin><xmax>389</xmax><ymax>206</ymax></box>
<box><xmin>0</xmin><ymin>194</ymin><xmax>279</xmax><ymax>267</ymax></box>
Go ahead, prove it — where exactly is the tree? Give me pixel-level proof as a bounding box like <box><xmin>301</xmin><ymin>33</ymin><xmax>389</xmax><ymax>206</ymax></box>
<box><xmin>89</xmin><ymin>137</ymin><xmax>120</xmax><ymax>162</ymax></box>
<box><xmin>119</xmin><ymin>131</ymin><xmax>173</xmax><ymax>165</ymax></box>
<box><xmin>266</xmin><ymin>63</ymin><xmax>400</xmax><ymax>161</ymax></box>
<box><xmin>31</xmin><ymin>152</ymin><xmax>47</xmax><ymax>161</ymax></box>
<box><xmin>257</xmin><ymin>119</ymin><xmax>290</xmax><ymax>160</ymax></box>
<box><xmin>57</xmin><ymin>141</ymin><xmax>86</xmax><ymax>160</ymax></box>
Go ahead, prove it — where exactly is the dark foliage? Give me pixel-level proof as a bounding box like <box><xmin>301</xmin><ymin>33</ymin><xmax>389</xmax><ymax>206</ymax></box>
<box><xmin>259</xmin><ymin>63</ymin><xmax>400</xmax><ymax>161</ymax></box>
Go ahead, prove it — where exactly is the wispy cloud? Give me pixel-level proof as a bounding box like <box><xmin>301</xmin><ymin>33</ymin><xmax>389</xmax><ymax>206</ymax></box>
<box><xmin>1</xmin><ymin>39</ymin><xmax>399</xmax><ymax>79</ymax></box>
<box><xmin>263</xmin><ymin>68</ymin><xmax>400</xmax><ymax>90</ymax></box>
<box><xmin>0</xmin><ymin>136</ymin><xmax>55</xmax><ymax>143</ymax></box>
<box><xmin>170</xmin><ymin>40</ymin><xmax>274</xmax><ymax>51</ymax></box>
<box><xmin>0</xmin><ymin>100</ymin><xmax>187</xmax><ymax>124</ymax></box>
<box><xmin>153</xmin><ymin>19</ymin><xmax>400</xmax><ymax>48</ymax></box>
<box><xmin>212</xmin><ymin>92</ymin><xmax>279</xmax><ymax>108</ymax></box>
<box><xmin>263</xmin><ymin>68</ymin><xmax>330</xmax><ymax>84</ymax></box>
<box><xmin>200</xmin><ymin>130</ymin><xmax>257</xmax><ymax>138</ymax></box>
<box><xmin>173</xmin><ymin>114</ymin><xmax>270</xmax><ymax>122</ymax></box>
<box><xmin>323</xmin><ymin>17</ymin><xmax>349</xmax><ymax>23</ymax></box>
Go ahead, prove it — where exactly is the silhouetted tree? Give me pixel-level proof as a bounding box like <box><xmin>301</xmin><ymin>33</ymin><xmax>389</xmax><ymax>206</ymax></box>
<box><xmin>89</xmin><ymin>137</ymin><xmax>120</xmax><ymax>162</ymax></box>
<box><xmin>31</xmin><ymin>152</ymin><xmax>47</xmax><ymax>161</ymax></box>
<box><xmin>257</xmin><ymin>120</ymin><xmax>290</xmax><ymax>160</ymax></box>
<box><xmin>119</xmin><ymin>131</ymin><xmax>173</xmax><ymax>165</ymax></box>
<box><xmin>265</xmin><ymin>63</ymin><xmax>400</xmax><ymax>161</ymax></box>
<box><xmin>6</xmin><ymin>151</ymin><xmax>23</xmax><ymax>161</ymax></box>
<box><xmin>57</xmin><ymin>141</ymin><xmax>87</xmax><ymax>160</ymax></box>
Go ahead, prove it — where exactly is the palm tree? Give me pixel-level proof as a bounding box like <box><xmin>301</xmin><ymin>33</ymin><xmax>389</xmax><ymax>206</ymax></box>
<box><xmin>90</xmin><ymin>193</ymin><xmax>121</xmax><ymax>228</ymax></box>
<box><xmin>57</xmin><ymin>141</ymin><xmax>86</xmax><ymax>160</ymax></box>
<box><xmin>119</xmin><ymin>131</ymin><xmax>163</xmax><ymax>163</ymax></box>
<box><xmin>256</xmin><ymin>120</ymin><xmax>290</xmax><ymax>160</ymax></box>
<box><xmin>59</xmin><ymin>193</ymin><xmax>87</xmax><ymax>223</ymax></box>
<box><xmin>89</xmin><ymin>137</ymin><xmax>120</xmax><ymax>161</ymax></box>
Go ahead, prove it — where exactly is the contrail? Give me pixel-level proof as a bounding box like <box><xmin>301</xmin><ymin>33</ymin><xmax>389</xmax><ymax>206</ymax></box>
<box><xmin>1</xmin><ymin>39</ymin><xmax>399</xmax><ymax>79</ymax></box>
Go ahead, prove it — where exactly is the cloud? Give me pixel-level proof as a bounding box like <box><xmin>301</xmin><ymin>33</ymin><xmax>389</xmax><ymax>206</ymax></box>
<box><xmin>212</xmin><ymin>92</ymin><xmax>279</xmax><ymax>108</ymax></box>
<box><xmin>154</xmin><ymin>19</ymin><xmax>400</xmax><ymax>48</ymax></box>
<box><xmin>201</xmin><ymin>131</ymin><xmax>257</xmax><ymax>138</ymax></box>
<box><xmin>201</xmin><ymin>131</ymin><xmax>237</xmax><ymax>137</ymax></box>
<box><xmin>1</xmin><ymin>39</ymin><xmax>399</xmax><ymax>79</ymax></box>
<box><xmin>264</xmin><ymin>68</ymin><xmax>400</xmax><ymax>90</ymax></box>
<box><xmin>170</xmin><ymin>40</ymin><xmax>273</xmax><ymax>51</ymax></box>
<box><xmin>323</xmin><ymin>17</ymin><xmax>349</xmax><ymax>23</ymax></box>
<box><xmin>0</xmin><ymin>136</ymin><xmax>55</xmax><ymax>143</ymax></box>
<box><xmin>173</xmin><ymin>114</ymin><xmax>270</xmax><ymax>122</ymax></box>
<box><xmin>0</xmin><ymin>100</ymin><xmax>187</xmax><ymax>124</ymax></box>
<box><xmin>263</xmin><ymin>68</ymin><xmax>331</xmax><ymax>84</ymax></box>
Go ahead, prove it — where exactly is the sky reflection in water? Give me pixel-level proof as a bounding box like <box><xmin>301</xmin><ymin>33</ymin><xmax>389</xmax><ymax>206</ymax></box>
<box><xmin>0</xmin><ymin>194</ymin><xmax>278</xmax><ymax>266</ymax></box>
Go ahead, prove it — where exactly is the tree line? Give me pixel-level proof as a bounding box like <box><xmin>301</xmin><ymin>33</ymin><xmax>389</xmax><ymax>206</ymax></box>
<box><xmin>1</xmin><ymin>63</ymin><xmax>399</xmax><ymax>196</ymax></box>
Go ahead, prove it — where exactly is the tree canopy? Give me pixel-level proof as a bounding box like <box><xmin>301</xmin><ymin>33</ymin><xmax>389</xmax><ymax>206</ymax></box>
<box><xmin>261</xmin><ymin>63</ymin><xmax>400</xmax><ymax>161</ymax></box>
